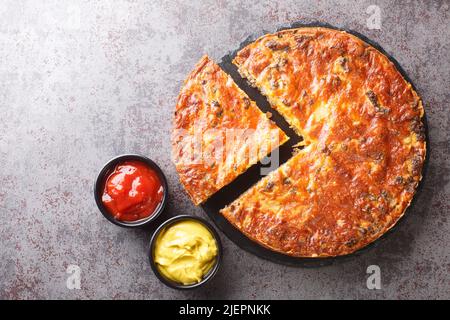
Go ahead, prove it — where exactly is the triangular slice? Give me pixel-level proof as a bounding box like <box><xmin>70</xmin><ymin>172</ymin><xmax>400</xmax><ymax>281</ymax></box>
<box><xmin>172</xmin><ymin>55</ymin><xmax>288</xmax><ymax>205</ymax></box>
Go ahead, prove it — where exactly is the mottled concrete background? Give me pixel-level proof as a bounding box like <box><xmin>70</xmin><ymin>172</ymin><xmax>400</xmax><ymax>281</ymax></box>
<box><xmin>0</xmin><ymin>0</ymin><xmax>448</xmax><ymax>300</ymax></box>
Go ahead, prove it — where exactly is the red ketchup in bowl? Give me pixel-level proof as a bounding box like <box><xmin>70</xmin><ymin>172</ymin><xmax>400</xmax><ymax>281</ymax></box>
<box><xmin>102</xmin><ymin>161</ymin><xmax>164</xmax><ymax>222</ymax></box>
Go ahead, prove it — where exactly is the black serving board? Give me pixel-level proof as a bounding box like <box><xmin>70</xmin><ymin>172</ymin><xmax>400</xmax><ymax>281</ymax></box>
<box><xmin>201</xmin><ymin>22</ymin><xmax>430</xmax><ymax>267</ymax></box>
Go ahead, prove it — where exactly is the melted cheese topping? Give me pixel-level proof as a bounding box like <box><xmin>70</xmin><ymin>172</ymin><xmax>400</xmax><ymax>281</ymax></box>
<box><xmin>221</xmin><ymin>27</ymin><xmax>426</xmax><ymax>257</ymax></box>
<box><xmin>172</xmin><ymin>56</ymin><xmax>289</xmax><ymax>205</ymax></box>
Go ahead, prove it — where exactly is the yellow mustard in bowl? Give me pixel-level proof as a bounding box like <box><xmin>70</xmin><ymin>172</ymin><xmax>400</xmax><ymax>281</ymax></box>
<box><xmin>154</xmin><ymin>219</ymin><xmax>218</xmax><ymax>285</ymax></box>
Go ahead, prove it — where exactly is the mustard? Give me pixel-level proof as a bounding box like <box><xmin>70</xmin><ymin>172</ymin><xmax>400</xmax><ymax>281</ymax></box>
<box><xmin>154</xmin><ymin>220</ymin><xmax>218</xmax><ymax>285</ymax></box>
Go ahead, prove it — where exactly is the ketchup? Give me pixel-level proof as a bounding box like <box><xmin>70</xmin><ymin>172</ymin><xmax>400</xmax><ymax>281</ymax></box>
<box><xmin>102</xmin><ymin>161</ymin><xmax>164</xmax><ymax>222</ymax></box>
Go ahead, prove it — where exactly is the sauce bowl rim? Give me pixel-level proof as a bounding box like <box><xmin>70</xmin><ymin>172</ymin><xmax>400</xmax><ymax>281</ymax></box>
<box><xmin>94</xmin><ymin>154</ymin><xmax>168</xmax><ymax>228</ymax></box>
<box><xmin>148</xmin><ymin>214</ymin><xmax>223</xmax><ymax>290</ymax></box>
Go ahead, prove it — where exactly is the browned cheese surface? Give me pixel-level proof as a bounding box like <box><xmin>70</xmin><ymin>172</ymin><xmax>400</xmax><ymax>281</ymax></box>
<box><xmin>221</xmin><ymin>27</ymin><xmax>426</xmax><ymax>257</ymax></box>
<box><xmin>172</xmin><ymin>55</ymin><xmax>288</xmax><ymax>205</ymax></box>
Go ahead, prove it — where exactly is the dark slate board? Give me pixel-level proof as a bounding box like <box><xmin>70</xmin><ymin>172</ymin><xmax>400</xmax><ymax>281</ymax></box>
<box><xmin>201</xmin><ymin>22</ymin><xmax>429</xmax><ymax>267</ymax></box>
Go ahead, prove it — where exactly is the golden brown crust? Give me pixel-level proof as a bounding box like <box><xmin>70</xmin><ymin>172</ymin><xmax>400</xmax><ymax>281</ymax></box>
<box><xmin>172</xmin><ymin>55</ymin><xmax>288</xmax><ymax>205</ymax></box>
<box><xmin>221</xmin><ymin>27</ymin><xmax>426</xmax><ymax>257</ymax></box>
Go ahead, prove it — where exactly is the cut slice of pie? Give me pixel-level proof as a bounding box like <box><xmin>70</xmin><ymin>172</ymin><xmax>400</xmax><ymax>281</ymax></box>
<box><xmin>172</xmin><ymin>55</ymin><xmax>288</xmax><ymax>205</ymax></box>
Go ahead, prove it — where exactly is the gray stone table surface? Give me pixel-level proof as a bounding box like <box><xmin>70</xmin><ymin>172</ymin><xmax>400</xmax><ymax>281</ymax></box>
<box><xmin>0</xmin><ymin>0</ymin><xmax>448</xmax><ymax>299</ymax></box>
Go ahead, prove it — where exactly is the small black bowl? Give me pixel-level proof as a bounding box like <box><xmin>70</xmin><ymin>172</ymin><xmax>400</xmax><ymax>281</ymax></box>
<box><xmin>94</xmin><ymin>154</ymin><xmax>168</xmax><ymax>228</ymax></box>
<box><xmin>149</xmin><ymin>215</ymin><xmax>223</xmax><ymax>290</ymax></box>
